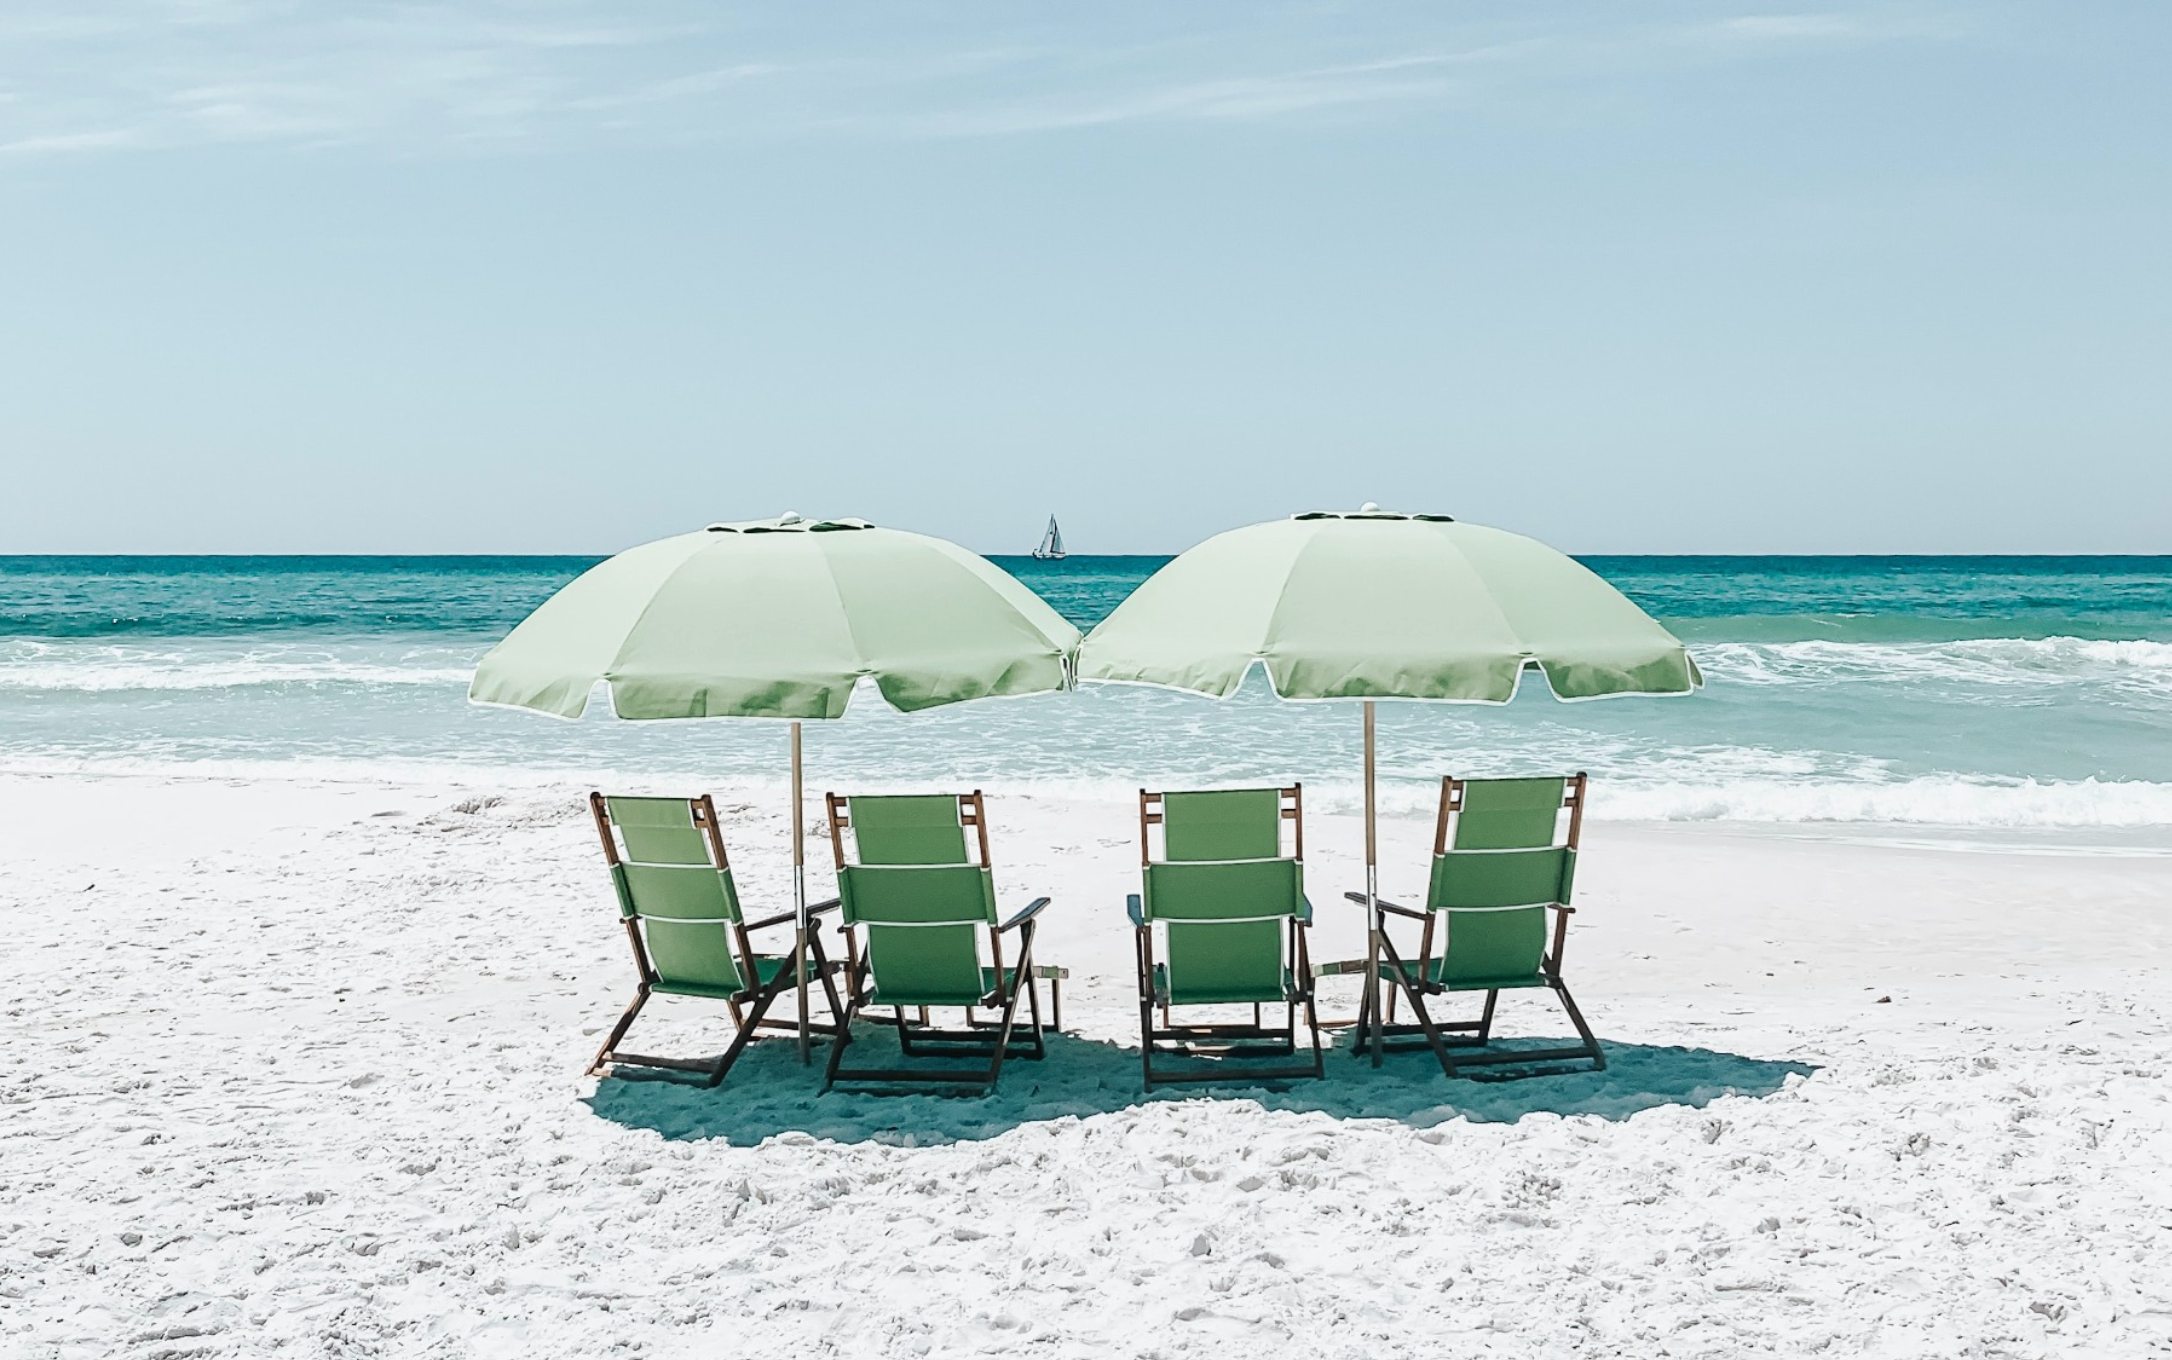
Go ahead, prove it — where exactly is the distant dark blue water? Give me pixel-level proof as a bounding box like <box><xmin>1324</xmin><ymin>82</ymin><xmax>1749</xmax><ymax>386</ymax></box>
<box><xmin>6</xmin><ymin>553</ymin><xmax>2168</xmax><ymax>639</ymax></box>
<box><xmin>2</xmin><ymin>554</ymin><xmax>2168</xmax><ymax>831</ymax></box>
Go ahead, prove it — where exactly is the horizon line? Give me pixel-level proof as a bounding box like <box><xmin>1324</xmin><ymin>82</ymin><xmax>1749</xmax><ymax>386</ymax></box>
<box><xmin>4</xmin><ymin>550</ymin><xmax>2170</xmax><ymax>562</ymax></box>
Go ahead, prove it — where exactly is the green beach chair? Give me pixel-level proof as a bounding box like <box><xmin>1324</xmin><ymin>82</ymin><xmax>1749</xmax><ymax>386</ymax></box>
<box><xmin>1130</xmin><ymin>786</ymin><xmax>1325</xmax><ymax>1089</ymax></box>
<box><xmin>1339</xmin><ymin>774</ymin><xmax>1604</xmax><ymax>1078</ymax></box>
<box><xmin>585</xmin><ymin>793</ymin><xmax>846</xmax><ymax>1086</ymax></box>
<box><xmin>821</xmin><ymin>791</ymin><xmax>1057</xmax><ymax>1095</ymax></box>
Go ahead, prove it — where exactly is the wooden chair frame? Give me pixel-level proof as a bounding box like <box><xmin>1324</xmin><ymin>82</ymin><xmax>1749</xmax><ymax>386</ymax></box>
<box><xmin>821</xmin><ymin>791</ymin><xmax>1057</xmax><ymax>1095</ymax></box>
<box><xmin>1343</xmin><ymin>774</ymin><xmax>1604</xmax><ymax>1079</ymax></box>
<box><xmin>585</xmin><ymin>793</ymin><xmax>848</xmax><ymax>1087</ymax></box>
<box><xmin>1131</xmin><ymin>785</ymin><xmax>1325</xmax><ymax>1089</ymax></box>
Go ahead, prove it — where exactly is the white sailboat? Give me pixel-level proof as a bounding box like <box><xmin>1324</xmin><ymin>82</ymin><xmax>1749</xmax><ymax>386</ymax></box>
<box><xmin>1031</xmin><ymin>515</ymin><xmax>1067</xmax><ymax>561</ymax></box>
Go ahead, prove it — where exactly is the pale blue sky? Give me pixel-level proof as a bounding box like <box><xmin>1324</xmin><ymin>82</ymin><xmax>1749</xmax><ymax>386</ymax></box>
<box><xmin>1</xmin><ymin>2</ymin><xmax>2166</xmax><ymax>555</ymax></box>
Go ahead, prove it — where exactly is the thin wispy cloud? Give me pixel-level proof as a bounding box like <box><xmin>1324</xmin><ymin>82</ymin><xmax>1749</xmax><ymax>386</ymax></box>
<box><xmin>0</xmin><ymin>2</ymin><xmax>1955</xmax><ymax>159</ymax></box>
<box><xmin>1708</xmin><ymin>14</ymin><xmax>1873</xmax><ymax>41</ymax></box>
<box><xmin>1685</xmin><ymin>11</ymin><xmax>1963</xmax><ymax>46</ymax></box>
<box><xmin>868</xmin><ymin>49</ymin><xmax>1493</xmax><ymax>139</ymax></box>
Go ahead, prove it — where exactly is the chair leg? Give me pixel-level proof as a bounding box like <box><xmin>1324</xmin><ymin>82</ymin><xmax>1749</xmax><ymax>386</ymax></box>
<box><xmin>1021</xmin><ymin>964</ymin><xmax>1047</xmax><ymax>1060</ymax></box>
<box><xmin>810</xmin><ymin>932</ymin><xmax>848</xmax><ymax>1030</ymax></box>
<box><xmin>821</xmin><ymin>959</ymin><xmax>870</xmax><ymax>1092</ymax></box>
<box><xmin>1140</xmin><ymin>999</ymin><xmax>1163</xmax><ymax>1089</ymax></box>
<box><xmin>821</xmin><ymin>1003</ymin><xmax>860</xmax><ymax>1092</ymax></box>
<box><xmin>706</xmin><ymin>968</ymin><xmax>791</xmax><ymax>1088</ymax></box>
<box><xmin>1553</xmin><ymin>979</ymin><xmax>1606</xmax><ymax>1071</ymax></box>
<box><xmin>1396</xmin><ymin>981</ymin><xmax>1462</xmax><ymax>1079</ymax></box>
<box><xmin>588</xmin><ymin>986</ymin><xmax>651</xmax><ymax>1075</ymax></box>
<box><xmin>1478</xmin><ymin>989</ymin><xmax>1500</xmax><ymax>1044</ymax></box>
<box><xmin>984</xmin><ymin>979</ymin><xmax>1025</xmax><ymax>1095</ymax></box>
<box><xmin>1135</xmin><ymin>927</ymin><xmax>1157</xmax><ymax>1090</ymax></box>
<box><xmin>1351</xmin><ymin>971</ymin><xmax>1374</xmax><ymax>1061</ymax></box>
<box><xmin>1379</xmin><ymin>936</ymin><xmax>1461</xmax><ymax>1079</ymax></box>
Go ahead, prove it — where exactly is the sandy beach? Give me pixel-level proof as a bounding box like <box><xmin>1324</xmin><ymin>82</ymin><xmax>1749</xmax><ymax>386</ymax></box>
<box><xmin>5</xmin><ymin>770</ymin><xmax>2167</xmax><ymax>1356</ymax></box>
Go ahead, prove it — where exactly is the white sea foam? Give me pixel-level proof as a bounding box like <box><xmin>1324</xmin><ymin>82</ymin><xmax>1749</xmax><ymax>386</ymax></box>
<box><xmin>0</xmin><ymin>663</ymin><xmax>478</xmax><ymax>691</ymax></box>
<box><xmin>2</xmin><ymin>749</ymin><xmax>2165</xmax><ymax>832</ymax></box>
<box><xmin>1310</xmin><ymin>773</ymin><xmax>2172</xmax><ymax>829</ymax></box>
<box><xmin>6</xmin><ymin>634</ymin><xmax>2170</xmax><ymax>694</ymax></box>
<box><xmin>1595</xmin><ymin>775</ymin><xmax>2172</xmax><ymax>828</ymax></box>
<box><xmin>5</xmin><ymin>633</ymin><xmax>2170</xmax><ymax>831</ymax></box>
<box><xmin>0</xmin><ymin>641</ymin><xmax>476</xmax><ymax>691</ymax></box>
<box><xmin>1696</xmin><ymin>635</ymin><xmax>2172</xmax><ymax>692</ymax></box>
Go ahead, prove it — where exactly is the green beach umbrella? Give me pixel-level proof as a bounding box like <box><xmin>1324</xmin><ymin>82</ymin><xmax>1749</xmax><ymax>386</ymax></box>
<box><xmin>472</xmin><ymin>513</ymin><xmax>1081</xmax><ymax>1058</ymax></box>
<box><xmin>1075</xmin><ymin>506</ymin><xmax>1698</xmax><ymax>1060</ymax></box>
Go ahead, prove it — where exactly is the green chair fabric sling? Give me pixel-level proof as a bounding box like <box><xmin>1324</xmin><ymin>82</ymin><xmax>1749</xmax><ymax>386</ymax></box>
<box><xmin>822</xmin><ymin>791</ymin><xmax>1058</xmax><ymax>1095</ymax></box>
<box><xmin>585</xmin><ymin>793</ymin><xmax>847</xmax><ymax>1086</ymax></box>
<box><xmin>1337</xmin><ymin>774</ymin><xmax>1604</xmax><ymax>1078</ymax></box>
<box><xmin>1129</xmin><ymin>786</ymin><xmax>1325</xmax><ymax>1088</ymax></box>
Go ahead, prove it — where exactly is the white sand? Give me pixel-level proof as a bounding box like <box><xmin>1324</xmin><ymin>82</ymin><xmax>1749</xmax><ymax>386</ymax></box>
<box><xmin>3</xmin><ymin>770</ymin><xmax>2169</xmax><ymax>1357</ymax></box>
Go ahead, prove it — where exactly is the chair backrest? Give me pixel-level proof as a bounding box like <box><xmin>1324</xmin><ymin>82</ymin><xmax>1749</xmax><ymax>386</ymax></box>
<box><xmin>1425</xmin><ymin>775</ymin><xmax>1584</xmax><ymax>984</ymax></box>
<box><xmin>591</xmin><ymin>793</ymin><xmax>750</xmax><ymax>995</ymax></box>
<box><xmin>1139</xmin><ymin>787</ymin><xmax>1303</xmax><ymax>1003</ymax></box>
<box><xmin>828</xmin><ymin>792</ymin><xmax>998</xmax><ymax>1006</ymax></box>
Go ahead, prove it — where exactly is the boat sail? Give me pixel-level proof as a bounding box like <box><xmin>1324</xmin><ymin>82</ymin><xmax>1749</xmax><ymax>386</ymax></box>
<box><xmin>1031</xmin><ymin>515</ymin><xmax>1067</xmax><ymax>561</ymax></box>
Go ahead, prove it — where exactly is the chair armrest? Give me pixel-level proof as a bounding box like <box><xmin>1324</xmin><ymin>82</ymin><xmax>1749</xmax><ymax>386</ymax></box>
<box><xmin>742</xmin><ymin>897</ymin><xmax>842</xmax><ymax>932</ymax></box>
<box><xmin>1546</xmin><ymin>902</ymin><xmax>1576</xmax><ymax>972</ymax></box>
<box><xmin>1311</xmin><ymin>957</ymin><xmax>1373</xmax><ymax>978</ymax></box>
<box><xmin>1340</xmin><ymin>891</ymin><xmax>1428</xmax><ymax>922</ymax></box>
<box><xmin>1126</xmin><ymin>893</ymin><xmax>1146</xmax><ymax>927</ymax></box>
<box><xmin>998</xmin><ymin>896</ymin><xmax>1052</xmax><ymax>932</ymax></box>
<box><xmin>1340</xmin><ymin>890</ymin><xmax>1425</xmax><ymax>920</ymax></box>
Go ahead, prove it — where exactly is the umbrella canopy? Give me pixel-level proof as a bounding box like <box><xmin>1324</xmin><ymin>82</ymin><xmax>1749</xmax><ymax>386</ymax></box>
<box><xmin>1077</xmin><ymin>510</ymin><xmax>1698</xmax><ymax>702</ymax></box>
<box><xmin>472</xmin><ymin>514</ymin><xmax>1078</xmax><ymax>720</ymax></box>
<box><xmin>471</xmin><ymin>513</ymin><xmax>1080</xmax><ymax>1060</ymax></box>
<box><xmin>1076</xmin><ymin>507</ymin><xmax>1698</xmax><ymax>1065</ymax></box>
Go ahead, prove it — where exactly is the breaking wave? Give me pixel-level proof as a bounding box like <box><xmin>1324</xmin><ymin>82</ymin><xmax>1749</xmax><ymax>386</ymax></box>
<box><xmin>1692</xmin><ymin>636</ymin><xmax>2172</xmax><ymax>693</ymax></box>
<box><xmin>0</xmin><ymin>641</ymin><xmax>479</xmax><ymax>691</ymax></box>
<box><xmin>8</xmin><ymin>635</ymin><xmax>2172</xmax><ymax>696</ymax></box>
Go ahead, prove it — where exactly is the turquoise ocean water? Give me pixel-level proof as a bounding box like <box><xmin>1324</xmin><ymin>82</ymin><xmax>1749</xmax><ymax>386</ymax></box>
<box><xmin>3</xmin><ymin>555</ymin><xmax>2169</xmax><ymax>841</ymax></box>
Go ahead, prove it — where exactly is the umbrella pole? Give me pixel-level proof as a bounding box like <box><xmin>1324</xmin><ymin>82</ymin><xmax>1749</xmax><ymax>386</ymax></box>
<box><xmin>1362</xmin><ymin>700</ymin><xmax>1383</xmax><ymax>1067</ymax></box>
<box><xmin>792</xmin><ymin>719</ymin><xmax>810</xmax><ymax>1064</ymax></box>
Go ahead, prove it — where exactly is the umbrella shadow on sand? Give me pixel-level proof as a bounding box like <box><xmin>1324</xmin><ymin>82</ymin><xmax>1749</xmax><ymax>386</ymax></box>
<box><xmin>584</xmin><ymin>1030</ymin><xmax>1817</xmax><ymax>1148</ymax></box>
